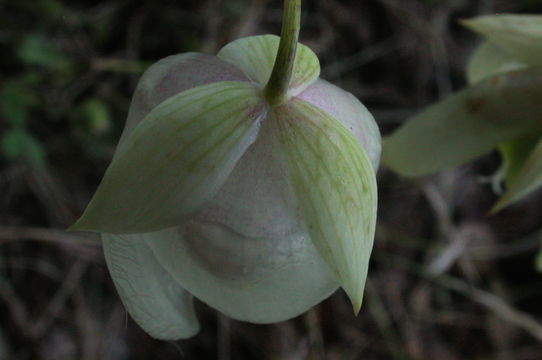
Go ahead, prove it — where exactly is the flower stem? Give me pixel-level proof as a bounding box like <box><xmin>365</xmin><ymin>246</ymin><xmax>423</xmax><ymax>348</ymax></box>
<box><xmin>264</xmin><ymin>0</ymin><xmax>301</xmax><ymax>106</ymax></box>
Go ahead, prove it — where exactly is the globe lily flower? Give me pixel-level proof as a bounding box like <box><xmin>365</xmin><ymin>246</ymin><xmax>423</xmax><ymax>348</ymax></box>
<box><xmin>71</xmin><ymin>0</ymin><xmax>381</xmax><ymax>340</ymax></box>
<box><xmin>383</xmin><ymin>14</ymin><xmax>542</xmax><ymax>211</ymax></box>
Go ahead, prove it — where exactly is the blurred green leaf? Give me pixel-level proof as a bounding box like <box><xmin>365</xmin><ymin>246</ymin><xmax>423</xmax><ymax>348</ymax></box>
<box><xmin>1</xmin><ymin>128</ymin><xmax>46</xmax><ymax>168</ymax></box>
<box><xmin>462</xmin><ymin>15</ymin><xmax>542</xmax><ymax>66</ymax></box>
<box><xmin>75</xmin><ymin>99</ymin><xmax>111</xmax><ymax>135</ymax></box>
<box><xmin>536</xmin><ymin>238</ymin><xmax>542</xmax><ymax>273</ymax></box>
<box><xmin>0</xmin><ymin>81</ymin><xmax>38</xmax><ymax>126</ymax></box>
<box><xmin>16</xmin><ymin>34</ymin><xmax>67</xmax><ymax>68</ymax></box>
<box><xmin>382</xmin><ymin>68</ymin><xmax>542</xmax><ymax>177</ymax></box>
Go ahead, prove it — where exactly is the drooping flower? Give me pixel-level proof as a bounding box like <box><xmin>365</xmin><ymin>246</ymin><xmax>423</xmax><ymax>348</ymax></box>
<box><xmin>383</xmin><ymin>14</ymin><xmax>542</xmax><ymax>211</ymax></box>
<box><xmin>71</xmin><ymin>0</ymin><xmax>381</xmax><ymax>340</ymax></box>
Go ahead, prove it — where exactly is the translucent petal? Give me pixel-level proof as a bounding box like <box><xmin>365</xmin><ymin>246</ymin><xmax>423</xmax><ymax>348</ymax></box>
<box><xmin>274</xmin><ymin>98</ymin><xmax>378</xmax><ymax>313</ymax></box>
<box><xmin>145</xmin><ymin>119</ymin><xmax>338</xmax><ymax>323</ymax></box>
<box><xmin>71</xmin><ymin>81</ymin><xmax>266</xmax><ymax>233</ymax></box>
<box><xmin>102</xmin><ymin>233</ymin><xmax>199</xmax><ymax>340</ymax></box>
<box><xmin>297</xmin><ymin>79</ymin><xmax>381</xmax><ymax>170</ymax></box>
<box><xmin>121</xmin><ymin>53</ymin><xmax>248</xmax><ymax>142</ymax></box>
<box><xmin>463</xmin><ymin>14</ymin><xmax>542</xmax><ymax>66</ymax></box>
<box><xmin>382</xmin><ymin>68</ymin><xmax>542</xmax><ymax>177</ymax></box>
<box><xmin>466</xmin><ymin>41</ymin><xmax>528</xmax><ymax>84</ymax></box>
<box><xmin>217</xmin><ymin>35</ymin><xmax>320</xmax><ymax>96</ymax></box>
<box><xmin>493</xmin><ymin>136</ymin><xmax>542</xmax><ymax>211</ymax></box>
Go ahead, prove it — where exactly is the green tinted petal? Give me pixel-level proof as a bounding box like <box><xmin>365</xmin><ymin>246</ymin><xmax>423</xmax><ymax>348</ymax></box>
<box><xmin>217</xmin><ymin>35</ymin><xmax>320</xmax><ymax>96</ymax></box>
<box><xmin>467</xmin><ymin>41</ymin><xmax>528</xmax><ymax>84</ymax></box>
<box><xmin>499</xmin><ymin>134</ymin><xmax>541</xmax><ymax>184</ymax></box>
<box><xmin>274</xmin><ymin>98</ymin><xmax>378</xmax><ymax>313</ymax></box>
<box><xmin>72</xmin><ymin>81</ymin><xmax>266</xmax><ymax>233</ymax></box>
<box><xmin>103</xmin><ymin>233</ymin><xmax>199</xmax><ymax>340</ymax></box>
<box><xmin>462</xmin><ymin>15</ymin><xmax>542</xmax><ymax>66</ymax></box>
<box><xmin>383</xmin><ymin>68</ymin><xmax>542</xmax><ymax>177</ymax></box>
<box><xmin>493</xmin><ymin>136</ymin><xmax>542</xmax><ymax>211</ymax></box>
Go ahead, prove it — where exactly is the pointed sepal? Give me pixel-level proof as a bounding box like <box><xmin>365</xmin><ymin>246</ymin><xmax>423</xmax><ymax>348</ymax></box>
<box><xmin>71</xmin><ymin>81</ymin><xmax>266</xmax><ymax>233</ymax></box>
<box><xmin>274</xmin><ymin>98</ymin><xmax>378</xmax><ymax>313</ymax></box>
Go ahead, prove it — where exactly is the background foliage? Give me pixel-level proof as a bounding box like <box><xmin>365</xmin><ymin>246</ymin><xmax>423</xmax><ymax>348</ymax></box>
<box><xmin>1</xmin><ymin>0</ymin><xmax>542</xmax><ymax>359</ymax></box>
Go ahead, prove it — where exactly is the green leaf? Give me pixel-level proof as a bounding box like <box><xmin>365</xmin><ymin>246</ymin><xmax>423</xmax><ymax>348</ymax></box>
<box><xmin>71</xmin><ymin>81</ymin><xmax>266</xmax><ymax>233</ymax></box>
<box><xmin>1</xmin><ymin>128</ymin><xmax>46</xmax><ymax>168</ymax></box>
<box><xmin>0</xmin><ymin>81</ymin><xmax>38</xmax><ymax>126</ymax></box>
<box><xmin>466</xmin><ymin>41</ymin><xmax>528</xmax><ymax>84</ymax></box>
<box><xmin>103</xmin><ymin>232</ymin><xmax>199</xmax><ymax>340</ymax></box>
<box><xmin>274</xmin><ymin>98</ymin><xmax>378</xmax><ymax>313</ymax></box>
<box><xmin>493</xmin><ymin>136</ymin><xmax>542</xmax><ymax>212</ymax></box>
<box><xmin>16</xmin><ymin>34</ymin><xmax>67</xmax><ymax>68</ymax></box>
<box><xmin>382</xmin><ymin>68</ymin><xmax>542</xmax><ymax>177</ymax></box>
<box><xmin>76</xmin><ymin>99</ymin><xmax>111</xmax><ymax>135</ymax></box>
<box><xmin>462</xmin><ymin>15</ymin><xmax>542</xmax><ymax>66</ymax></box>
<box><xmin>217</xmin><ymin>35</ymin><xmax>320</xmax><ymax>96</ymax></box>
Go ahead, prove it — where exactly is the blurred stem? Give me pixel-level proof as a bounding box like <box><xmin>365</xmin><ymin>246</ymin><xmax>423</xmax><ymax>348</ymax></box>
<box><xmin>264</xmin><ymin>0</ymin><xmax>301</xmax><ymax>106</ymax></box>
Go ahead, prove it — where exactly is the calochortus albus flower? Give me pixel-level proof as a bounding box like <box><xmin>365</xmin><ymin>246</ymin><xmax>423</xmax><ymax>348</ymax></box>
<box><xmin>71</xmin><ymin>0</ymin><xmax>381</xmax><ymax>340</ymax></box>
<box><xmin>383</xmin><ymin>14</ymin><xmax>542</xmax><ymax>212</ymax></box>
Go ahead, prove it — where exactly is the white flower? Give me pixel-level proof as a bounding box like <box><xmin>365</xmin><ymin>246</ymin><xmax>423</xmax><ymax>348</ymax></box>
<box><xmin>71</xmin><ymin>33</ymin><xmax>380</xmax><ymax>340</ymax></box>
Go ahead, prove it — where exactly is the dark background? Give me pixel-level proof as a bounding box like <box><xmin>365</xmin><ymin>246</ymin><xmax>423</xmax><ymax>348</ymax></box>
<box><xmin>2</xmin><ymin>0</ymin><xmax>542</xmax><ymax>359</ymax></box>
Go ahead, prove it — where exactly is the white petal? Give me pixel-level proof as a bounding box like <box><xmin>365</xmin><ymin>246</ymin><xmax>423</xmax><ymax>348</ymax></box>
<box><xmin>145</xmin><ymin>120</ymin><xmax>338</xmax><ymax>323</ymax></box>
<box><xmin>466</xmin><ymin>41</ymin><xmax>528</xmax><ymax>84</ymax></box>
<box><xmin>103</xmin><ymin>233</ymin><xmax>199</xmax><ymax>340</ymax></box>
<box><xmin>122</xmin><ymin>53</ymin><xmax>248</xmax><ymax>142</ymax></box>
<box><xmin>463</xmin><ymin>14</ymin><xmax>542</xmax><ymax>66</ymax></box>
<box><xmin>297</xmin><ymin>79</ymin><xmax>381</xmax><ymax>170</ymax></box>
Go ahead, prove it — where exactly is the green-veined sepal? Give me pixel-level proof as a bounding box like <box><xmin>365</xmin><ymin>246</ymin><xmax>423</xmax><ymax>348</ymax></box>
<box><xmin>71</xmin><ymin>81</ymin><xmax>266</xmax><ymax>233</ymax></box>
<box><xmin>274</xmin><ymin>98</ymin><xmax>378</xmax><ymax>313</ymax></box>
<box><xmin>218</xmin><ymin>35</ymin><xmax>320</xmax><ymax>97</ymax></box>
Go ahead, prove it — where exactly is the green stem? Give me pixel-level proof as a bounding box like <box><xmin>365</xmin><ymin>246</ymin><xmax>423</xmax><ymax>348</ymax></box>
<box><xmin>264</xmin><ymin>0</ymin><xmax>301</xmax><ymax>106</ymax></box>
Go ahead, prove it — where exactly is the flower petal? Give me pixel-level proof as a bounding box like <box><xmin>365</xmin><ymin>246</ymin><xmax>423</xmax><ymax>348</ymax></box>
<box><xmin>217</xmin><ymin>35</ymin><xmax>320</xmax><ymax>96</ymax></box>
<box><xmin>297</xmin><ymin>79</ymin><xmax>381</xmax><ymax>170</ymax></box>
<box><xmin>466</xmin><ymin>41</ymin><xmax>528</xmax><ymax>84</ymax></box>
<box><xmin>121</xmin><ymin>53</ymin><xmax>248</xmax><ymax>143</ymax></box>
<box><xmin>274</xmin><ymin>98</ymin><xmax>378</xmax><ymax>313</ymax></box>
<box><xmin>462</xmin><ymin>15</ymin><xmax>542</xmax><ymax>66</ymax></box>
<box><xmin>145</xmin><ymin>224</ymin><xmax>338</xmax><ymax>324</ymax></box>
<box><xmin>493</xmin><ymin>135</ymin><xmax>542</xmax><ymax>211</ymax></box>
<box><xmin>383</xmin><ymin>68</ymin><xmax>542</xmax><ymax>177</ymax></box>
<box><xmin>71</xmin><ymin>81</ymin><xmax>266</xmax><ymax>233</ymax></box>
<box><xmin>102</xmin><ymin>233</ymin><xmax>199</xmax><ymax>340</ymax></box>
